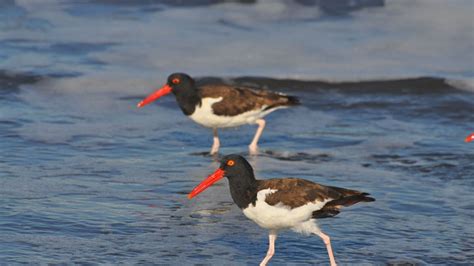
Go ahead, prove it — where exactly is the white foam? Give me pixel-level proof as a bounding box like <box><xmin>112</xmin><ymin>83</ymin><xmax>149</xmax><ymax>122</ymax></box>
<box><xmin>447</xmin><ymin>78</ymin><xmax>474</xmax><ymax>92</ymax></box>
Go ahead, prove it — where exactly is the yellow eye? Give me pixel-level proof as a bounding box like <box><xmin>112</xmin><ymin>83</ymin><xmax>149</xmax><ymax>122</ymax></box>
<box><xmin>227</xmin><ymin>160</ymin><xmax>235</xmax><ymax>166</ymax></box>
<box><xmin>172</xmin><ymin>78</ymin><xmax>180</xmax><ymax>84</ymax></box>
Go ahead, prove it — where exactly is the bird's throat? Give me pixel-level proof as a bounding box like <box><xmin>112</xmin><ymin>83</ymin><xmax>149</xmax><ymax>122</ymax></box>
<box><xmin>174</xmin><ymin>90</ymin><xmax>201</xmax><ymax>116</ymax></box>
<box><xmin>228</xmin><ymin>176</ymin><xmax>258</xmax><ymax>209</ymax></box>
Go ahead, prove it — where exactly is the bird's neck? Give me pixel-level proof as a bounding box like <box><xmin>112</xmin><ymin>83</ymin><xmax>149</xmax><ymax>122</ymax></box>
<box><xmin>227</xmin><ymin>174</ymin><xmax>259</xmax><ymax>209</ymax></box>
<box><xmin>174</xmin><ymin>87</ymin><xmax>201</xmax><ymax>116</ymax></box>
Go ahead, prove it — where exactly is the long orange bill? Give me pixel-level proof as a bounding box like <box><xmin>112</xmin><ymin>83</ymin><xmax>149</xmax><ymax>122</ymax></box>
<box><xmin>137</xmin><ymin>84</ymin><xmax>173</xmax><ymax>108</ymax></box>
<box><xmin>188</xmin><ymin>168</ymin><xmax>225</xmax><ymax>199</ymax></box>
<box><xmin>465</xmin><ymin>133</ymin><xmax>474</xmax><ymax>143</ymax></box>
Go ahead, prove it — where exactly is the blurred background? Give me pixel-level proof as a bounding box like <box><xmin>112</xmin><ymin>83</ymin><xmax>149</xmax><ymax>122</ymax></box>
<box><xmin>1</xmin><ymin>0</ymin><xmax>473</xmax><ymax>264</ymax></box>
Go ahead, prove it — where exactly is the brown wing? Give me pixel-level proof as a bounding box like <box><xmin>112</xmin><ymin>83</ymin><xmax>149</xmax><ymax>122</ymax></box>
<box><xmin>199</xmin><ymin>84</ymin><xmax>299</xmax><ymax>116</ymax></box>
<box><xmin>258</xmin><ymin>178</ymin><xmax>374</xmax><ymax>217</ymax></box>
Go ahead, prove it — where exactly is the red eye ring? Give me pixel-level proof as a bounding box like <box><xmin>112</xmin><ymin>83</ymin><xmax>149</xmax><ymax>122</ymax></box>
<box><xmin>172</xmin><ymin>78</ymin><xmax>180</xmax><ymax>84</ymax></box>
<box><xmin>227</xmin><ymin>160</ymin><xmax>235</xmax><ymax>166</ymax></box>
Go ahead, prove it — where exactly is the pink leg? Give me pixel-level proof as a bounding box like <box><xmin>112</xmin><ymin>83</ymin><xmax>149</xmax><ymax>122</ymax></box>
<box><xmin>249</xmin><ymin>119</ymin><xmax>266</xmax><ymax>155</ymax></box>
<box><xmin>316</xmin><ymin>231</ymin><xmax>337</xmax><ymax>266</ymax></box>
<box><xmin>210</xmin><ymin>128</ymin><xmax>220</xmax><ymax>155</ymax></box>
<box><xmin>259</xmin><ymin>231</ymin><xmax>277</xmax><ymax>266</ymax></box>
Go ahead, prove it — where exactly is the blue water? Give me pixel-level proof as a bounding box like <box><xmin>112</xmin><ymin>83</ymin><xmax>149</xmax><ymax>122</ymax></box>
<box><xmin>1</xmin><ymin>0</ymin><xmax>474</xmax><ymax>265</ymax></box>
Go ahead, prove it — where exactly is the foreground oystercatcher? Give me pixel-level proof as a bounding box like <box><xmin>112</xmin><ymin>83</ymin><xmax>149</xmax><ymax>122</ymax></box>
<box><xmin>188</xmin><ymin>154</ymin><xmax>375</xmax><ymax>266</ymax></box>
<box><xmin>465</xmin><ymin>133</ymin><xmax>474</xmax><ymax>142</ymax></box>
<box><xmin>137</xmin><ymin>73</ymin><xmax>299</xmax><ymax>155</ymax></box>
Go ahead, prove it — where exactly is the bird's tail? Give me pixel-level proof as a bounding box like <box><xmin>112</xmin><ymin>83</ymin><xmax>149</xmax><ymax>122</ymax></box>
<box><xmin>263</xmin><ymin>94</ymin><xmax>300</xmax><ymax>111</ymax></box>
<box><xmin>312</xmin><ymin>193</ymin><xmax>375</xmax><ymax>219</ymax></box>
<box><xmin>285</xmin><ymin>95</ymin><xmax>300</xmax><ymax>106</ymax></box>
<box><xmin>326</xmin><ymin>193</ymin><xmax>375</xmax><ymax>207</ymax></box>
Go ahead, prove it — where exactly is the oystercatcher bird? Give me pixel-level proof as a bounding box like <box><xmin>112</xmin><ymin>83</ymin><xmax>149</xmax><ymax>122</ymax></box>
<box><xmin>188</xmin><ymin>154</ymin><xmax>375</xmax><ymax>266</ymax></box>
<box><xmin>137</xmin><ymin>73</ymin><xmax>299</xmax><ymax>155</ymax></box>
<box><xmin>465</xmin><ymin>133</ymin><xmax>474</xmax><ymax>142</ymax></box>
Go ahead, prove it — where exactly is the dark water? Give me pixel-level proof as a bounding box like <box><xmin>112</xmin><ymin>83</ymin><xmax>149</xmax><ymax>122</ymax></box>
<box><xmin>1</xmin><ymin>0</ymin><xmax>474</xmax><ymax>265</ymax></box>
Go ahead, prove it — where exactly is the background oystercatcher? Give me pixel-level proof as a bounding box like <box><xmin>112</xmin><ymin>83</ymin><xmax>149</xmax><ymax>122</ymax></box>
<box><xmin>465</xmin><ymin>133</ymin><xmax>474</xmax><ymax>142</ymax></box>
<box><xmin>188</xmin><ymin>154</ymin><xmax>375</xmax><ymax>266</ymax></box>
<box><xmin>137</xmin><ymin>73</ymin><xmax>300</xmax><ymax>155</ymax></box>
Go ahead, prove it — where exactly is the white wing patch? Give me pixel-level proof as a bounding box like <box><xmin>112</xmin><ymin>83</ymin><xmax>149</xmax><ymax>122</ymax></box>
<box><xmin>242</xmin><ymin>188</ymin><xmax>330</xmax><ymax>230</ymax></box>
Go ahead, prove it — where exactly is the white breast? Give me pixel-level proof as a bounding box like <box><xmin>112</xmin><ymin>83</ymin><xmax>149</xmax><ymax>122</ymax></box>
<box><xmin>188</xmin><ymin>97</ymin><xmax>282</xmax><ymax>128</ymax></box>
<box><xmin>242</xmin><ymin>189</ymin><xmax>329</xmax><ymax>230</ymax></box>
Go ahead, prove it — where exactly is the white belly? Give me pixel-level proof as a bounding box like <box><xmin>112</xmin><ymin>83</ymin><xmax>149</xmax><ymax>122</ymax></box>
<box><xmin>188</xmin><ymin>97</ymin><xmax>281</xmax><ymax>128</ymax></box>
<box><xmin>242</xmin><ymin>189</ymin><xmax>329</xmax><ymax>230</ymax></box>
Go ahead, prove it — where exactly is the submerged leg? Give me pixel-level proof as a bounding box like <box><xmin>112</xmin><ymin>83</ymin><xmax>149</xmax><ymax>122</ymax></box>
<box><xmin>249</xmin><ymin>119</ymin><xmax>266</xmax><ymax>155</ymax></box>
<box><xmin>315</xmin><ymin>231</ymin><xmax>337</xmax><ymax>266</ymax></box>
<box><xmin>259</xmin><ymin>230</ymin><xmax>277</xmax><ymax>266</ymax></box>
<box><xmin>210</xmin><ymin>128</ymin><xmax>220</xmax><ymax>155</ymax></box>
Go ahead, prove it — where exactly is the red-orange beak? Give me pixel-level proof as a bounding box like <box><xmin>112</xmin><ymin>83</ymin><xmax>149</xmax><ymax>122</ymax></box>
<box><xmin>465</xmin><ymin>133</ymin><xmax>474</xmax><ymax>143</ymax></box>
<box><xmin>137</xmin><ymin>84</ymin><xmax>173</xmax><ymax>108</ymax></box>
<box><xmin>188</xmin><ymin>168</ymin><xmax>225</xmax><ymax>199</ymax></box>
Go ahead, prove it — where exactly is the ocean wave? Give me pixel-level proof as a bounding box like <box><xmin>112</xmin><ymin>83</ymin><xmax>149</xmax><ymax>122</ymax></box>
<box><xmin>1</xmin><ymin>69</ymin><xmax>472</xmax><ymax>96</ymax></box>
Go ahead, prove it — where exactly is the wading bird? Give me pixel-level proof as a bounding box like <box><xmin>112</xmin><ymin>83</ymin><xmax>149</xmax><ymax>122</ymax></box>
<box><xmin>137</xmin><ymin>73</ymin><xmax>299</xmax><ymax>155</ymax></box>
<box><xmin>465</xmin><ymin>133</ymin><xmax>474</xmax><ymax>142</ymax></box>
<box><xmin>188</xmin><ymin>154</ymin><xmax>375</xmax><ymax>266</ymax></box>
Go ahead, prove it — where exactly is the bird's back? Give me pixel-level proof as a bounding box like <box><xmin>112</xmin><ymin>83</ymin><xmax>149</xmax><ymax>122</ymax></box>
<box><xmin>199</xmin><ymin>84</ymin><xmax>300</xmax><ymax>116</ymax></box>
<box><xmin>257</xmin><ymin>178</ymin><xmax>375</xmax><ymax>219</ymax></box>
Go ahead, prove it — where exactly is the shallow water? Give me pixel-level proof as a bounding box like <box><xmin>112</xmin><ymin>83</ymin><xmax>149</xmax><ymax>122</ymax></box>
<box><xmin>1</xmin><ymin>0</ymin><xmax>474</xmax><ymax>265</ymax></box>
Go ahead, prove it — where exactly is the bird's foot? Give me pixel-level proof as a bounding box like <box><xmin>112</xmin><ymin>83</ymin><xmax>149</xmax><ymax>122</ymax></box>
<box><xmin>209</xmin><ymin>147</ymin><xmax>219</xmax><ymax>156</ymax></box>
<box><xmin>249</xmin><ymin>144</ymin><xmax>259</xmax><ymax>155</ymax></box>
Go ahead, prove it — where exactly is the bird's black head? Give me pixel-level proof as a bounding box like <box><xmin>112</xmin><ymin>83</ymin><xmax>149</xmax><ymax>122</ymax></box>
<box><xmin>188</xmin><ymin>154</ymin><xmax>257</xmax><ymax>202</ymax></box>
<box><xmin>165</xmin><ymin>73</ymin><xmax>200</xmax><ymax>115</ymax></box>
<box><xmin>218</xmin><ymin>154</ymin><xmax>258</xmax><ymax>208</ymax></box>
<box><xmin>137</xmin><ymin>72</ymin><xmax>197</xmax><ymax>109</ymax></box>
<box><xmin>219</xmin><ymin>154</ymin><xmax>255</xmax><ymax>181</ymax></box>
<box><xmin>166</xmin><ymin>73</ymin><xmax>196</xmax><ymax>95</ymax></box>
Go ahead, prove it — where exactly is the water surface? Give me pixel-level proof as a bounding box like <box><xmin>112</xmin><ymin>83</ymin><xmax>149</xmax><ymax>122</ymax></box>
<box><xmin>1</xmin><ymin>0</ymin><xmax>473</xmax><ymax>265</ymax></box>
